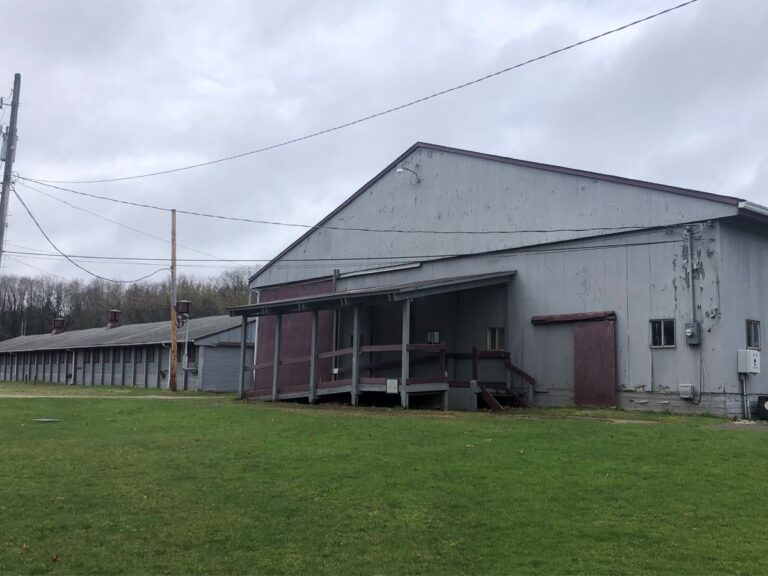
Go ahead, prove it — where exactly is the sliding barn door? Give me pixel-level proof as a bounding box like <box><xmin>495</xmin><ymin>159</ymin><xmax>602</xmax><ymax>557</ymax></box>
<box><xmin>574</xmin><ymin>320</ymin><xmax>616</xmax><ymax>406</ymax></box>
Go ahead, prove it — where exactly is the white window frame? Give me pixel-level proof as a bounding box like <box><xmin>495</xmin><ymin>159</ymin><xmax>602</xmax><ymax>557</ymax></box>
<box><xmin>425</xmin><ymin>330</ymin><xmax>441</xmax><ymax>344</ymax></box>
<box><xmin>650</xmin><ymin>319</ymin><xmax>676</xmax><ymax>348</ymax></box>
<box><xmin>487</xmin><ymin>327</ymin><xmax>505</xmax><ymax>351</ymax></box>
<box><xmin>747</xmin><ymin>320</ymin><xmax>761</xmax><ymax>350</ymax></box>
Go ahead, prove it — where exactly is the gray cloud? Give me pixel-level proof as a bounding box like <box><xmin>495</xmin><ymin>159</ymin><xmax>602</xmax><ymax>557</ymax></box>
<box><xmin>1</xmin><ymin>0</ymin><xmax>765</xmax><ymax>280</ymax></box>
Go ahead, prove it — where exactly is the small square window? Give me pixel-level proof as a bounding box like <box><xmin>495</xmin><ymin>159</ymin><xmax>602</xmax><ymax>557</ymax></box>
<box><xmin>113</xmin><ymin>349</ymin><xmax>121</xmax><ymax>363</ymax></box>
<box><xmin>425</xmin><ymin>330</ymin><xmax>441</xmax><ymax>344</ymax></box>
<box><xmin>135</xmin><ymin>349</ymin><xmax>143</xmax><ymax>364</ymax></box>
<box><xmin>124</xmin><ymin>349</ymin><xmax>132</xmax><ymax>363</ymax></box>
<box><xmin>147</xmin><ymin>348</ymin><xmax>155</xmax><ymax>363</ymax></box>
<box><xmin>84</xmin><ymin>350</ymin><xmax>91</xmax><ymax>364</ymax></box>
<box><xmin>747</xmin><ymin>320</ymin><xmax>761</xmax><ymax>350</ymax></box>
<box><xmin>94</xmin><ymin>349</ymin><xmax>101</xmax><ymax>364</ymax></box>
<box><xmin>487</xmin><ymin>327</ymin><xmax>505</xmax><ymax>351</ymax></box>
<box><xmin>651</xmin><ymin>319</ymin><xmax>675</xmax><ymax>348</ymax></box>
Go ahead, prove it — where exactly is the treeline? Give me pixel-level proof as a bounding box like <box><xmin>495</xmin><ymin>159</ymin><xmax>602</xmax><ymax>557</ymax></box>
<box><xmin>0</xmin><ymin>269</ymin><xmax>252</xmax><ymax>341</ymax></box>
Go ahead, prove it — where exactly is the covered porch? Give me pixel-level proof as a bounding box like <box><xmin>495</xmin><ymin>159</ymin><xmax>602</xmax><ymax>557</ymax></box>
<box><xmin>229</xmin><ymin>271</ymin><xmax>534</xmax><ymax>409</ymax></box>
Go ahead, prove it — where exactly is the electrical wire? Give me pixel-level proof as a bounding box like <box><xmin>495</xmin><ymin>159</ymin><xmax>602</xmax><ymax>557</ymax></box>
<box><xmin>4</xmin><ymin>254</ymin><xmax>69</xmax><ymax>280</ymax></box>
<box><xmin>20</xmin><ymin>178</ymin><xmax>649</xmax><ymax>235</ymax></box>
<box><xmin>3</xmin><ymin>238</ymin><xmax>683</xmax><ymax>265</ymax></box>
<box><xmin>18</xmin><ymin>180</ymin><xmax>226</xmax><ymax>261</ymax></box>
<box><xmin>11</xmin><ymin>186</ymin><xmax>169</xmax><ymax>283</ymax></box>
<box><xmin>22</xmin><ymin>0</ymin><xmax>699</xmax><ymax>185</ymax></box>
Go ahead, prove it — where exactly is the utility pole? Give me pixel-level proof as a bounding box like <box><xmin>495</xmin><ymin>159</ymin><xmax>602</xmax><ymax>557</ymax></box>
<box><xmin>0</xmin><ymin>73</ymin><xmax>21</xmax><ymax>271</ymax></box>
<box><xmin>169</xmin><ymin>208</ymin><xmax>178</xmax><ymax>391</ymax></box>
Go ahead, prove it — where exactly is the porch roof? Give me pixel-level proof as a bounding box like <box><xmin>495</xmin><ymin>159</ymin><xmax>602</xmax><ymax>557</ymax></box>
<box><xmin>229</xmin><ymin>271</ymin><xmax>516</xmax><ymax>318</ymax></box>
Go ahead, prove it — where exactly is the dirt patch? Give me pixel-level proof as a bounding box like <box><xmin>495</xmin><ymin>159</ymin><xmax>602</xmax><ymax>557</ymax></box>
<box><xmin>606</xmin><ymin>418</ymin><xmax>659</xmax><ymax>425</ymax></box>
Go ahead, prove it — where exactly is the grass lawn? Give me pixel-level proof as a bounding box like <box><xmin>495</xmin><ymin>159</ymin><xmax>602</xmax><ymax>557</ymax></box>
<box><xmin>0</xmin><ymin>381</ymin><xmax>221</xmax><ymax>397</ymax></box>
<box><xmin>1</xmin><ymin>384</ymin><xmax>767</xmax><ymax>575</ymax></box>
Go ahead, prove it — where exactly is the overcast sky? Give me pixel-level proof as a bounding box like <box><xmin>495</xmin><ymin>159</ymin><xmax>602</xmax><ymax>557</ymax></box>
<box><xmin>1</xmin><ymin>0</ymin><xmax>766</xmax><ymax>282</ymax></box>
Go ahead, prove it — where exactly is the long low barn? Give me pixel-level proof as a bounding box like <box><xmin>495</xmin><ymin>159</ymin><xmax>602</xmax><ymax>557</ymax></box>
<box><xmin>0</xmin><ymin>315</ymin><xmax>254</xmax><ymax>391</ymax></box>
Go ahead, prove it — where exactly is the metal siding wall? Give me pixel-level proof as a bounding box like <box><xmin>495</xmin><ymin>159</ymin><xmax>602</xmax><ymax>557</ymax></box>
<box><xmin>334</xmin><ymin>226</ymin><xmax>731</xmax><ymax>414</ymax></box>
<box><xmin>717</xmin><ymin>222</ymin><xmax>768</xmax><ymax>408</ymax></box>
<box><xmin>253</xmin><ymin>148</ymin><xmax>738</xmax><ymax>288</ymax></box>
<box><xmin>200</xmin><ymin>347</ymin><xmax>254</xmax><ymax>392</ymax></box>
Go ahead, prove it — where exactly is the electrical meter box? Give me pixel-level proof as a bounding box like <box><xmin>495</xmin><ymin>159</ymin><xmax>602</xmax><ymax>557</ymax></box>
<box><xmin>684</xmin><ymin>321</ymin><xmax>701</xmax><ymax>346</ymax></box>
<box><xmin>737</xmin><ymin>349</ymin><xmax>761</xmax><ymax>374</ymax></box>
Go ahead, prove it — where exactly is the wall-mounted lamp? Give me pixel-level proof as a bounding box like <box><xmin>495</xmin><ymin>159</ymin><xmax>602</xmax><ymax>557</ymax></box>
<box><xmin>396</xmin><ymin>166</ymin><xmax>421</xmax><ymax>184</ymax></box>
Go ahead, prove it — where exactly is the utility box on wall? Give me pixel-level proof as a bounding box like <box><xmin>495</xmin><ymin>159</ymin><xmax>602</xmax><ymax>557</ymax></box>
<box><xmin>684</xmin><ymin>322</ymin><xmax>701</xmax><ymax>346</ymax></box>
<box><xmin>737</xmin><ymin>349</ymin><xmax>761</xmax><ymax>374</ymax></box>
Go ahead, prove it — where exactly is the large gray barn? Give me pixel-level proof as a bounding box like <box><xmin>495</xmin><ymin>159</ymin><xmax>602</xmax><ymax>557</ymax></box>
<box><xmin>0</xmin><ymin>315</ymin><xmax>254</xmax><ymax>391</ymax></box>
<box><xmin>229</xmin><ymin>142</ymin><xmax>766</xmax><ymax>417</ymax></box>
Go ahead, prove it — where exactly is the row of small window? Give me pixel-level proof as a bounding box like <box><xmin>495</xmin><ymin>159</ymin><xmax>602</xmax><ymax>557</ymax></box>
<box><xmin>650</xmin><ymin>319</ymin><xmax>760</xmax><ymax>349</ymax></box>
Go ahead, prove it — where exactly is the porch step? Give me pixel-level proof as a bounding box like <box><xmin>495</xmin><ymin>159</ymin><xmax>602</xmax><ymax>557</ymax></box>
<box><xmin>478</xmin><ymin>384</ymin><xmax>504</xmax><ymax>412</ymax></box>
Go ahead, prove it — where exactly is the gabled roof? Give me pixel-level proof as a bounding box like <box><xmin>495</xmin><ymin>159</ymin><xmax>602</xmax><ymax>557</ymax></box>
<box><xmin>0</xmin><ymin>315</ymin><xmax>243</xmax><ymax>354</ymax></box>
<box><xmin>250</xmin><ymin>142</ymin><xmax>744</xmax><ymax>283</ymax></box>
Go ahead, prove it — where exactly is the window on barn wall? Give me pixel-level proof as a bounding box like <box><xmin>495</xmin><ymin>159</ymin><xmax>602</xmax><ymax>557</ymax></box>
<box><xmin>747</xmin><ymin>320</ymin><xmax>761</xmax><ymax>350</ymax></box>
<box><xmin>124</xmin><ymin>349</ymin><xmax>132</xmax><ymax>363</ymax></box>
<box><xmin>147</xmin><ymin>348</ymin><xmax>155</xmax><ymax>363</ymax></box>
<box><xmin>84</xmin><ymin>350</ymin><xmax>91</xmax><ymax>364</ymax></box>
<box><xmin>113</xmin><ymin>349</ymin><xmax>121</xmax><ymax>363</ymax></box>
<box><xmin>650</xmin><ymin>319</ymin><xmax>676</xmax><ymax>348</ymax></box>
<box><xmin>94</xmin><ymin>349</ymin><xmax>101</xmax><ymax>364</ymax></box>
<box><xmin>425</xmin><ymin>330</ymin><xmax>441</xmax><ymax>344</ymax></box>
<box><xmin>135</xmin><ymin>348</ymin><xmax>143</xmax><ymax>363</ymax></box>
<box><xmin>487</xmin><ymin>327</ymin><xmax>505</xmax><ymax>351</ymax></box>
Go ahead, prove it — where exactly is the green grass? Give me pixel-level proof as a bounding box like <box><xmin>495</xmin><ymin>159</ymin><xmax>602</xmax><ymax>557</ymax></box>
<box><xmin>1</xmin><ymin>386</ymin><xmax>767</xmax><ymax>575</ymax></box>
<box><xmin>0</xmin><ymin>381</ymin><xmax>222</xmax><ymax>397</ymax></box>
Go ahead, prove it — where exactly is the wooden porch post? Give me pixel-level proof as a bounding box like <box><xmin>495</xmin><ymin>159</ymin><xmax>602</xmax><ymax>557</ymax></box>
<box><xmin>351</xmin><ymin>305</ymin><xmax>360</xmax><ymax>406</ymax></box>
<box><xmin>272</xmin><ymin>313</ymin><xmax>281</xmax><ymax>401</ymax></box>
<box><xmin>238</xmin><ymin>315</ymin><xmax>248</xmax><ymax>400</ymax></box>
<box><xmin>309</xmin><ymin>309</ymin><xmax>318</xmax><ymax>404</ymax></box>
<box><xmin>401</xmin><ymin>299</ymin><xmax>411</xmax><ymax>409</ymax></box>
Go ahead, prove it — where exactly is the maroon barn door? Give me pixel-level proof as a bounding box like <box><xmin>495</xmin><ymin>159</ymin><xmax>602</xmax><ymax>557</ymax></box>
<box><xmin>574</xmin><ymin>320</ymin><xmax>616</xmax><ymax>406</ymax></box>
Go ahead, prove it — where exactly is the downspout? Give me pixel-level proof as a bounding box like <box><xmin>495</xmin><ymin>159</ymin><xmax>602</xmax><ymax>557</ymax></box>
<box><xmin>740</xmin><ymin>373</ymin><xmax>750</xmax><ymax>420</ymax></box>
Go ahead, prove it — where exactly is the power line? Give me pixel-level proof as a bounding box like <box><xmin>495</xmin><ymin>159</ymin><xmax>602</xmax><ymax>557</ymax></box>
<box><xmin>4</xmin><ymin>254</ymin><xmax>69</xmax><ymax>280</ymax></box>
<box><xmin>4</xmin><ymin>237</ymin><xmax>683</xmax><ymax>265</ymax></box>
<box><xmin>23</xmin><ymin>0</ymin><xmax>699</xmax><ymax>185</ymax></box>
<box><xmin>11</xmin><ymin>186</ymin><xmax>169</xmax><ymax>283</ymax></box>
<box><xmin>20</xmin><ymin>178</ymin><xmax>650</xmax><ymax>235</ymax></box>
<box><xmin>17</xmin><ymin>180</ymin><xmax>226</xmax><ymax>261</ymax></box>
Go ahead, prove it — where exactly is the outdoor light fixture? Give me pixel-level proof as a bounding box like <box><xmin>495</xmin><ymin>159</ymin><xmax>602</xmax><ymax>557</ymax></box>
<box><xmin>176</xmin><ymin>299</ymin><xmax>191</xmax><ymax>316</ymax></box>
<box><xmin>396</xmin><ymin>166</ymin><xmax>421</xmax><ymax>184</ymax></box>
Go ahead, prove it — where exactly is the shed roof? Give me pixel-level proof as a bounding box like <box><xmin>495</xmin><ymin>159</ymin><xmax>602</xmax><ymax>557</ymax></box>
<box><xmin>0</xmin><ymin>315</ymin><xmax>243</xmax><ymax>353</ymax></box>
<box><xmin>231</xmin><ymin>271</ymin><xmax>515</xmax><ymax>317</ymax></box>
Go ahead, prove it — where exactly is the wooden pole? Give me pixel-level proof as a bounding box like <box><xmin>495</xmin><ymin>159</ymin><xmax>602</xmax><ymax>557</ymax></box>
<box><xmin>169</xmin><ymin>209</ymin><xmax>178</xmax><ymax>391</ymax></box>
<box><xmin>0</xmin><ymin>74</ymin><xmax>21</xmax><ymax>271</ymax></box>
